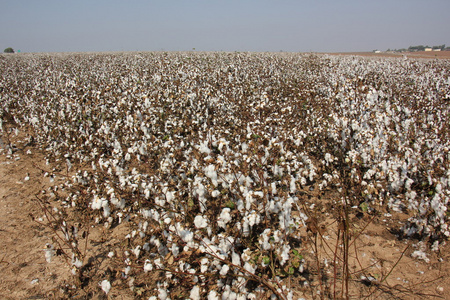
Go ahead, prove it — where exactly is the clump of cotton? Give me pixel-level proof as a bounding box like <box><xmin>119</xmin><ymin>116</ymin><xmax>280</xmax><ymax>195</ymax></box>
<box><xmin>100</xmin><ymin>280</ymin><xmax>111</xmax><ymax>294</ymax></box>
<box><xmin>194</xmin><ymin>215</ymin><xmax>208</xmax><ymax>229</ymax></box>
<box><xmin>204</xmin><ymin>164</ymin><xmax>218</xmax><ymax>186</ymax></box>
<box><xmin>218</xmin><ymin>208</ymin><xmax>232</xmax><ymax>229</ymax></box>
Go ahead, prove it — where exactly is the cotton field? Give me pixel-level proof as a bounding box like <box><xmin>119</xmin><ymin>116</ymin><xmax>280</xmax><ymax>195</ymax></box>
<box><xmin>1</xmin><ymin>52</ymin><xmax>449</xmax><ymax>299</ymax></box>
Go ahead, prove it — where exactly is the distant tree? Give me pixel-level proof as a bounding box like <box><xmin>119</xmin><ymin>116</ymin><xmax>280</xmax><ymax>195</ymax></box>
<box><xmin>4</xmin><ymin>47</ymin><xmax>14</xmax><ymax>53</ymax></box>
<box><xmin>432</xmin><ymin>44</ymin><xmax>445</xmax><ymax>50</ymax></box>
<box><xmin>408</xmin><ymin>45</ymin><xmax>426</xmax><ymax>52</ymax></box>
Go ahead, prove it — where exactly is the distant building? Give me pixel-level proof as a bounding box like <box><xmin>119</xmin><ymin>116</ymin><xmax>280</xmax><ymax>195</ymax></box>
<box><xmin>424</xmin><ymin>48</ymin><xmax>432</xmax><ymax>51</ymax></box>
<box><xmin>433</xmin><ymin>48</ymin><xmax>441</xmax><ymax>51</ymax></box>
<box><xmin>373</xmin><ymin>50</ymin><xmax>381</xmax><ymax>53</ymax></box>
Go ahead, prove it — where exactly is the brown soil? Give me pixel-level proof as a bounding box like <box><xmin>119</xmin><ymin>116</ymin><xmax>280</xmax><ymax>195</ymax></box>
<box><xmin>0</xmin><ymin>135</ymin><xmax>136</xmax><ymax>299</ymax></box>
<box><xmin>0</xmin><ymin>147</ymin><xmax>70</xmax><ymax>299</ymax></box>
<box><xmin>291</xmin><ymin>212</ymin><xmax>450</xmax><ymax>299</ymax></box>
<box><xmin>1</xmin><ymin>134</ymin><xmax>450</xmax><ymax>299</ymax></box>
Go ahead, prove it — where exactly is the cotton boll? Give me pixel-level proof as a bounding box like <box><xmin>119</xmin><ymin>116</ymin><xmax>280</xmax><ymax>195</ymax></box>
<box><xmin>102</xmin><ymin>199</ymin><xmax>111</xmax><ymax>217</ymax></box>
<box><xmin>247</xmin><ymin>210</ymin><xmax>261</xmax><ymax>227</ymax></box>
<box><xmin>100</xmin><ymin>280</ymin><xmax>111</xmax><ymax>294</ymax></box>
<box><xmin>207</xmin><ymin>290</ymin><xmax>219</xmax><ymax>300</ymax></box>
<box><xmin>158</xmin><ymin>288</ymin><xmax>168</xmax><ymax>300</ymax></box>
<box><xmin>259</xmin><ymin>229</ymin><xmax>272</xmax><ymax>250</ymax></box>
<box><xmin>271</xmin><ymin>182</ymin><xmax>277</xmax><ymax>194</ymax></box>
<box><xmin>245</xmin><ymin>192</ymin><xmax>254</xmax><ymax>210</ymax></box>
<box><xmin>278</xmin><ymin>244</ymin><xmax>290</xmax><ymax>266</ymax></box>
<box><xmin>72</xmin><ymin>256</ymin><xmax>83</xmax><ymax>269</ymax></box>
<box><xmin>132</xmin><ymin>245</ymin><xmax>141</xmax><ymax>258</ymax></box>
<box><xmin>300</xmin><ymin>177</ymin><xmax>307</xmax><ymax>186</ymax></box>
<box><xmin>222</xmin><ymin>285</ymin><xmax>237</xmax><ymax>300</ymax></box>
<box><xmin>219</xmin><ymin>264</ymin><xmax>230</xmax><ymax>276</ymax></box>
<box><xmin>180</xmin><ymin>230</ymin><xmax>194</xmax><ymax>243</ymax></box>
<box><xmin>290</xmin><ymin>177</ymin><xmax>296</xmax><ymax>193</ymax></box>
<box><xmin>232</xmin><ymin>251</ymin><xmax>241</xmax><ymax>266</ymax></box>
<box><xmin>218</xmin><ymin>234</ymin><xmax>234</xmax><ymax>254</ymax></box>
<box><xmin>194</xmin><ymin>215</ymin><xmax>208</xmax><ymax>229</ymax></box>
<box><xmin>405</xmin><ymin>178</ymin><xmax>414</xmax><ymax>191</ymax></box>
<box><xmin>243</xmin><ymin>262</ymin><xmax>256</xmax><ymax>274</ymax></box>
<box><xmin>154</xmin><ymin>258</ymin><xmax>164</xmax><ymax>269</ymax></box>
<box><xmin>218</xmin><ymin>208</ymin><xmax>232</xmax><ymax>229</ymax></box>
<box><xmin>200</xmin><ymin>258</ymin><xmax>209</xmax><ymax>273</ymax></box>
<box><xmin>91</xmin><ymin>195</ymin><xmax>102</xmax><ymax>210</ymax></box>
<box><xmin>205</xmin><ymin>164</ymin><xmax>218</xmax><ymax>186</ymax></box>
<box><xmin>253</xmin><ymin>191</ymin><xmax>264</xmax><ymax>198</ymax></box>
<box><xmin>165</xmin><ymin>190</ymin><xmax>175</xmax><ymax>203</ymax></box>
<box><xmin>188</xmin><ymin>285</ymin><xmax>201</xmax><ymax>300</ymax></box>
<box><xmin>411</xmin><ymin>250</ymin><xmax>430</xmax><ymax>263</ymax></box>
<box><xmin>171</xmin><ymin>244</ymin><xmax>180</xmax><ymax>257</ymax></box>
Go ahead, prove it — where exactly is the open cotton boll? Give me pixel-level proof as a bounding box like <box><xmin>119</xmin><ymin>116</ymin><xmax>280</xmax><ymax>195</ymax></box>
<box><xmin>219</xmin><ymin>264</ymin><xmax>230</xmax><ymax>276</ymax></box>
<box><xmin>171</xmin><ymin>244</ymin><xmax>180</xmax><ymax>257</ymax></box>
<box><xmin>271</xmin><ymin>182</ymin><xmax>277</xmax><ymax>194</ymax></box>
<box><xmin>190</xmin><ymin>285</ymin><xmax>201</xmax><ymax>300</ymax></box>
<box><xmin>198</xmin><ymin>140</ymin><xmax>211</xmax><ymax>154</ymax></box>
<box><xmin>204</xmin><ymin>164</ymin><xmax>218</xmax><ymax>186</ymax></box>
<box><xmin>72</xmin><ymin>255</ymin><xmax>83</xmax><ymax>269</ymax></box>
<box><xmin>207</xmin><ymin>290</ymin><xmax>219</xmax><ymax>300</ymax></box>
<box><xmin>144</xmin><ymin>259</ymin><xmax>153</xmax><ymax>272</ymax></box>
<box><xmin>194</xmin><ymin>215</ymin><xmax>208</xmax><ymax>229</ymax></box>
<box><xmin>232</xmin><ymin>251</ymin><xmax>241</xmax><ymax>266</ymax></box>
<box><xmin>290</xmin><ymin>177</ymin><xmax>296</xmax><ymax>193</ymax></box>
<box><xmin>278</xmin><ymin>244</ymin><xmax>291</xmax><ymax>266</ymax></box>
<box><xmin>259</xmin><ymin>229</ymin><xmax>272</xmax><ymax>250</ymax></box>
<box><xmin>165</xmin><ymin>190</ymin><xmax>175</xmax><ymax>203</ymax></box>
<box><xmin>217</xmin><ymin>208</ymin><xmax>232</xmax><ymax>229</ymax></box>
<box><xmin>158</xmin><ymin>288</ymin><xmax>168</xmax><ymax>300</ymax></box>
<box><xmin>200</xmin><ymin>258</ymin><xmax>209</xmax><ymax>273</ymax></box>
<box><xmin>91</xmin><ymin>195</ymin><xmax>103</xmax><ymax>210</ymax></box>
<box><xmin>180</xmin><ymin>230</ymin><xmax>194</xmax><ymax>243</ymax></box>
<box><xmin>243</xmin><ymin>261</ymin><xmax>257</xmax><ymax>274</ymax></box>
<box><xmin>100</xmin><ymin>279</ymin><xmax>111</xmax><ymax>294</ymax></box>
<box><xmin>222</xmin><ymin>285</ymin><xmax>237</xmax><ymax>299</ymax></box>
<box><xmin>102</xmin><ymin>199</ymin><xmax>110</xmax><ymax>217</ymax></box>
<box><xmin>411</xmin><ymin>250</ymin><xmax>430</xmax><ymax>263</ymax></box>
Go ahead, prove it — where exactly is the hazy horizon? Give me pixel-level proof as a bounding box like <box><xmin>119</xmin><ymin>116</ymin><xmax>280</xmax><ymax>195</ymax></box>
<box><xmin>1</xmin><ymin>0</ymin><xmax>449</xmax><ymax>53</ymax></box>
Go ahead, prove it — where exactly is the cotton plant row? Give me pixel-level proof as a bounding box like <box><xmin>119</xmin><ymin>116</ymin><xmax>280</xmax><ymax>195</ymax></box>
<box><xmin>1</xmin><ymin>52</ymin><xmax>449</xmax><ymax>298</ymax></box>
<box><xmin>323</xmin><ymin>62</ymin><xmax>450</xmax><ymax>243</ymax></box>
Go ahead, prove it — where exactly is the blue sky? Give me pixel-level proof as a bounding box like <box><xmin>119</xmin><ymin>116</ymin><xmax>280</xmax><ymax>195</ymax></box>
<box><xmin>1</xmin><ymin>0</ymin><xmax>449</xmax><ymax>53</ymax></box>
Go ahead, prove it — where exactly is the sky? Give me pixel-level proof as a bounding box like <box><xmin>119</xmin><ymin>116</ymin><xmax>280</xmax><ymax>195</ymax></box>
<box><xmin>1</xmin><ymin>0</ymin><xmax>449</xmax><ymax>53</ymax></box>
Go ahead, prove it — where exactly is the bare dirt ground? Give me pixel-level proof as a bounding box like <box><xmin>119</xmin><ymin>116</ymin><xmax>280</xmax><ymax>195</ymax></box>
<box><xmin>326</xmin><ymin>51</ymin><xmax>450</xmax><ymax>60</ymax></box>
<box><xmin>1</xmin><ymin>134</ymin><xmax>450</xmax><ymax>299</ymax></box>
<box><xmin>0</xmin><ymin>135</ymin><xmax>135</xmax><ymax>299</ymax></box>
<box><xmin>0</xmin><ymin>145</ymin><xmax>71</xmax><ymax>299</ymax></box>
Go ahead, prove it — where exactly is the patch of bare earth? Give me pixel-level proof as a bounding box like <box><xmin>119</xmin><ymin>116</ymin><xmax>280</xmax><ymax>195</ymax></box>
<box><xmin>1</xmin><ymin>133</ymin><xmax>449</xmax><ymax>299</ymax></box>
<box><xmin>0</xmin><ymin>146</ymin><xmax>70</xmax><ymax>299</ymax></box>
<box><xmin>290</xmin><ymin>210</ymin><xmax>450</xmax><ymax>299</ymax></box>
<box><xmin>0</xmin><ymin>135</ymin><xmax>138</xmax><ymax>299</ymax></box>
